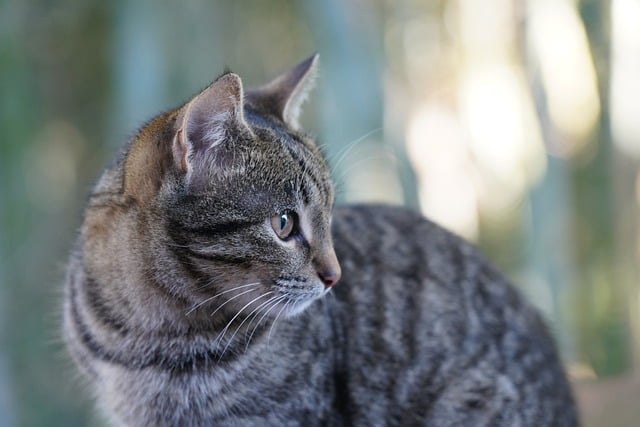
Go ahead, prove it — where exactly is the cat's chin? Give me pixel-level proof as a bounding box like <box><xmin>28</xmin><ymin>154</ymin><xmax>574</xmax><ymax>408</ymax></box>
<box><xmin>279</xmin><ymin>289</ymin><xmax>329</xmax><ymax>318</ymax></box>
<box><xmin>281</xmin><ymin>299</ymin><xmax>316</xmax><ymax>317</ymax></box>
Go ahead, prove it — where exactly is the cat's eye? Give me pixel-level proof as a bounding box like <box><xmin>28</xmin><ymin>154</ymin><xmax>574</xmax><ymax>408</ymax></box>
<box><xmin>271</xmin><ymin>211</ymin><xmax>296</xmax><ymax>240</ymax></box>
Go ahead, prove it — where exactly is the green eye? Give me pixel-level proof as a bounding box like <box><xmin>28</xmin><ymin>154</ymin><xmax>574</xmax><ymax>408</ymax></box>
<box><xmin>271</xmin><ymin>211</ymin><xmax>296</xmax><ymax>239</ymax></box>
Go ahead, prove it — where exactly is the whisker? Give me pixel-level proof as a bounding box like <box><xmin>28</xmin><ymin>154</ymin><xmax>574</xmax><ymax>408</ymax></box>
<box><xmin>316</xmin><ymin>142</ymin><xmax>331</xmax><ymax>153</ymax></box>
<box><xmin>329</xmin><ymin>127</ymin><xmax>383</xmax><ymax>174</ymax></box>
<box><xmin>185</xmin><ymin>282</ymin><xmax>260</xmax><ymax>315</ymax></box>
<box><xmin>217</xmin><ymin>292</ymin><xmax>273</xmax><ymax>345</ymax></box>
<box><xmin>210</xmin><ymin>287</ymin><xmax>258</xmax><ymax>318</ymax></box>
<box><xmin>267</xmin><ymin>299</ymin><xmax>290</xmax><ymax>345</ymax></box>
<box><xmin>334</xmin><ymin>151</ymin><xmax>398</xmax><ymax>185</ymax></box>
<box><xmin>241</xmin><ymin>295</ymin><xmax>280</xmax><ymax>343</ymax></box>
<box><xmin>239</xmin><ymin>294</ymin><xmax>280</xmax><ymax>338</ymax></box>
<box><xmin>194</xmin><ymin>275</ymin><xmax>229</xmax><ymax>291</ymax></box>
<box><xmin>219</xmin><ymin>292</ymin><xmax>275</xmax><ymax>356</ymax></box>
<box><xmin>245</xmin><ymin>295</ymin><xmax>286</xmax><ymax>350</ymax></box>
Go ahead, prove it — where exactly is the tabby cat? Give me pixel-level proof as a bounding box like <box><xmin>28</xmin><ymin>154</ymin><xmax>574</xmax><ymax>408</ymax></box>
<box><xmin>63</xmin><ymin>54</ymin><xmax>578</xmax><ymax>426</ymax></box>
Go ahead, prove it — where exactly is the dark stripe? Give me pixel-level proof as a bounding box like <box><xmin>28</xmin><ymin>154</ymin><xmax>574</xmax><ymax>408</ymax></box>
<box><xmin>185</xmin><ymin>249</ymin><xmax>251</xmax><ymax>266</ymax></box>
<box><xmin>84</xmin><ymin>276</ymin><xmax>129</xmax><ymax>333</ymax></box>
<box><xmin>167</xmin><ymin>218</ymin><xmax>256</xmax><ymax>239</ymax></box>
<box><xmin>404</xmin><ymin>279</ymin><xmax>419</xmax><ymax>360</ymax></box>
<box><xmin>284</xmin><ymin>144</ymin><xmax>327</xmax><ymax>204</ymax></box>
<box><xmin>71</xmin><ymin>274</ymin><xmax>272</xmax><ymax>373</ymax></box>
<box><xmin>71</xmin><ymin>281</ymin><xmax>262</xmax><ymax>373</ymax></box>
<box><xmin>170</xmin><ymin>241</ymin><xmax>251</xmax><ymax>267</ymax></box>
<box><xmin>328</xmin><ymin>297</ymin><xmax>352</xmax><ymax>425</ymax></box>
<box><xmin>70</xmin><ymin>283</ymin><xmax>116</xmax><ymax>364</ymax></box>
<box><xmin>165</xmin><ymin>226</ymin><xmax>251</xmax><ymax>288</ymax></box>
<box><xmin>298</xmin><ymin>182</ymin><xmax>311</xmax><ymax>205</ymax></box>
<box><xmin>166</xmin><ymin>241</ymin><xmax>208</xmax><ymax>282</ymax></box>
<box><xmin>66</xmin><ymin>273</ymin><xmax>100</xmax><ymax>378</ymax></box>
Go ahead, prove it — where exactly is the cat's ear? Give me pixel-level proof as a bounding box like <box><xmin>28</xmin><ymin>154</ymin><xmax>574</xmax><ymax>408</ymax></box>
<box><xmin>172</xmin><ymin>73</ymin><xmax>252</xmax><ymax>182</ymax></box>
<box><xmin>246</xmin><ymin>53</ymin><xmax>319</xmax><ymax>130</ymax></box>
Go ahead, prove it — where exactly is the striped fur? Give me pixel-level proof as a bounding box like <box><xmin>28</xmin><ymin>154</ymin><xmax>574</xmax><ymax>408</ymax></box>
<box><xmin>63</xmin><ymin>56</ymin><xmax>578</xmax><ymax>426</ymax></box>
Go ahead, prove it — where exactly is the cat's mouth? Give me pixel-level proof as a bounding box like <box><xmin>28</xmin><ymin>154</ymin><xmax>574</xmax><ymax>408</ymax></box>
<box><xmin>272</xmin><ymin>276</ymin><xmax>326</xmax><ymax>316</ymax></box>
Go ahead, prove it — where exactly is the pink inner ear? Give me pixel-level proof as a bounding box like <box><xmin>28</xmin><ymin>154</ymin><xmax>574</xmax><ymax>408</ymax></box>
<box><xmin>187</xmin><ymin>110</ymin><xmax>233</xmax><ymax>152</ymax></box>
<box><xmin>174</xmin><ymin>73</ymin><xmax>249</xmax><ymax>176</ymax></box>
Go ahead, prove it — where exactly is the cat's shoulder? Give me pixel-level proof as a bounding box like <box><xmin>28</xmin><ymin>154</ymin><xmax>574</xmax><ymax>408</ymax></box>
<box><xmin>331</xmin><ymin>203</ymin><xmax>505</xmax><ymax>290</ymax></box>
<box><xmin>332</xmin><ymin>203</ymin><xmax>465</xmax><ymax>248</ymax></box>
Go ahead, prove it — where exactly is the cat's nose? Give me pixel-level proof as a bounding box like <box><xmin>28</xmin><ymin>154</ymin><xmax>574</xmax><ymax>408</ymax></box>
<box><xmin>318</xmin><ymin>268</ymin><xmax>341</xmax><ymax>289</ymax></box>
<box><xmin>315</xmin><ymin>251</ymin><xmax>341</xmax><ymax>289</ymax></box>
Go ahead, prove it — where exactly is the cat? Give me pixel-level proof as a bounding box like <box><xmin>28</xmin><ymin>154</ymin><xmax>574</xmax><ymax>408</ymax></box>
<box><xmin>63</xmin><ymin>54</ymin><xmax>579</xmax><ymax>426</ymax></box>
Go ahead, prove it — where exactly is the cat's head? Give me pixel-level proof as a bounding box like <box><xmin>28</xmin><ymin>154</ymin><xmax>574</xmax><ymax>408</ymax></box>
<box><xmin>123</xmin><ymin>55</ymin><xmax>340</xmax><ymax>319</ymax></box>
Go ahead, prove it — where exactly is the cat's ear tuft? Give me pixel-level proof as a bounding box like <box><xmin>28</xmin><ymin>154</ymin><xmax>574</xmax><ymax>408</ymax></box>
<box><xmin>246</xmin><ymin>54</ymin><xmax>319</xmax><ymax>130</ymax></box>
<box><xmin>173</xmin><ymin>73</ymin><xmax>251</xmax><ymax>178</ymax></box>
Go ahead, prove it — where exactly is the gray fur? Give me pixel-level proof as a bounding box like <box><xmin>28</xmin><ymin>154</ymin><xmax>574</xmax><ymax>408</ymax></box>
<box><xmin>63</xmin><ymin>56</ymin><xmax>578</xmax><ymax>426</ymax></box>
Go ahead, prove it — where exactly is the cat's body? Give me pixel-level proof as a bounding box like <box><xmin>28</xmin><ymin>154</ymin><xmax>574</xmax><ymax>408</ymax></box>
<box><xmin>63</xmin><ymin>55</ymin><xmax>578</xmax><ymax>426</ymax></box>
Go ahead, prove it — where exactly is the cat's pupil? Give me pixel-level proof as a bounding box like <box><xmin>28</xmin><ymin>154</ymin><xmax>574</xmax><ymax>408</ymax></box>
<box><xmin>271</xmin><ymin>211</ymin><xmax>295</xmax><ymax>239</ymax></box>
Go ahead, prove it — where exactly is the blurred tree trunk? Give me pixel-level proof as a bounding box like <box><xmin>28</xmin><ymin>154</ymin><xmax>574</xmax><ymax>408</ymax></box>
<box><xmin>575</xmin><ymin>0</ymin><xmax>630</xmax><ymax>376</ymax></box>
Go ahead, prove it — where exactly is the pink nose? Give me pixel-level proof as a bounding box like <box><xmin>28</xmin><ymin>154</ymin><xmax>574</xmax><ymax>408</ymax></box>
<box><xmin>318</xmin><ymin>268</ymin><xmax>341</xmax><ymax>289</ymax></box>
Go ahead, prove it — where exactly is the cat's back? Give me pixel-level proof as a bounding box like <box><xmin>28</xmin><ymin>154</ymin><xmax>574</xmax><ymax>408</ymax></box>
<box><xmin>329</xmin><ymin>204</ymin><xmax>578</xmax><ymax>426</ymax></box>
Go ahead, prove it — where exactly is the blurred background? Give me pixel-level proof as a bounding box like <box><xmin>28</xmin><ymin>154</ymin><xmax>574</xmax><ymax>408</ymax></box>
<box><xmin>1</xmin><ymin>0</ymin><xmax>638</xmax><ymax>425</ymax></box>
